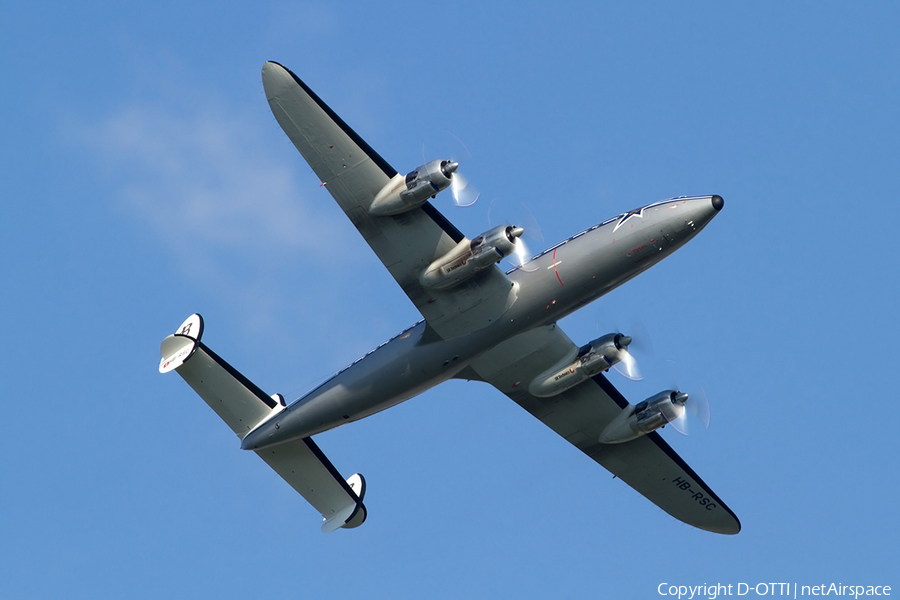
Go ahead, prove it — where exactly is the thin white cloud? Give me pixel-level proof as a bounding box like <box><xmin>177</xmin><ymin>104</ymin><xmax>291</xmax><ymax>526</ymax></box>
<box><xmin>82</xmin><ymin>103</ymin><xmax>338</xmax><ymax>252</ymax></box>
<box><xmin>73</xmin><ymin>92</ymin><xmax>354</xmax><ymax>339</ymax></box>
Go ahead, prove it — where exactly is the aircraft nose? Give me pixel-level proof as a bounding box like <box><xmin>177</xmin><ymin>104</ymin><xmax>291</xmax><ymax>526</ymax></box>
<box><xmin>672</xmin><ymin>195</ymin><xmax>724</xmax><ymax>238</ymax></box>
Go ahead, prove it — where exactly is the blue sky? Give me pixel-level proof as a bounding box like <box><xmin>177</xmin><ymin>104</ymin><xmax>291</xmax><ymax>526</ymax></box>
<box><xmin>2</xmin><ymin>2</ymin><xmax>898</xmax><ymax>598</ymax></box>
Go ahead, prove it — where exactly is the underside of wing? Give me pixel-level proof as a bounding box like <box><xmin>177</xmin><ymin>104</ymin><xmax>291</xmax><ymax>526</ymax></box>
<box><xmin>263</xmin><ymin>62</ymin><xmax>514</xmax><ymax>338</ymax></box>
<box><xmin>465</xmin><ymin>325</ymin><xmax>741</xmax><ymax>534</ymax></box>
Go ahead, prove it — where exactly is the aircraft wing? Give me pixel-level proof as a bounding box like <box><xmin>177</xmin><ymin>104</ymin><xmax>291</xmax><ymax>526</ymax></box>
<box><xmin>465</xmin><ymin>325</ymin><xmax>741</xmax><ymax>534</ymax></box>
<box><xmin>263</xmin><ymin>62</ymin><xmax>515</xmax><ymax>339</ymax></box>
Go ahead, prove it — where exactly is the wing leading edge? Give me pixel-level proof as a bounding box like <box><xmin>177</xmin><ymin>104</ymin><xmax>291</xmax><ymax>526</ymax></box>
<box><xmin>465</xmin><ymin>325</ymin><xmax>741</xmax><ymax>534</ymax></box>
<box><xmin>262</xmin><ymin>61</ymin><xmax>515</xmax><ymax>339</ymax></box>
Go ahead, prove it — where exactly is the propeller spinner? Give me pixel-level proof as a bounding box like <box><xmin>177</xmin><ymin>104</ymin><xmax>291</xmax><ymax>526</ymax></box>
<box><xmin>422</xmin><ymin>134</ymin><xmax>481</xmax><ymax>208</ymax></box>
<box><xmin>669</xmin><ymin>388</ymin><xmax>711</xmax><ymax>436</ymax></box>
<box><xmin>488</xmin><ymin>200</ymin><xmax>543</xmax><ymax>271</ymax></box>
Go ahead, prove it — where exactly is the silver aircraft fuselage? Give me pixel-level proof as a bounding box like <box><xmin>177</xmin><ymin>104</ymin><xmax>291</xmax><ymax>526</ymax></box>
<box><xmin>241</xmin><ymin>195</ymin><xmax>723</xmax><ymax>451</ymax></box>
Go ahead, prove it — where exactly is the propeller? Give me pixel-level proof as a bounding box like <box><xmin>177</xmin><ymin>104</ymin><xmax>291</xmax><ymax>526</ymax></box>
<box><xmin>488</xmin><ymin>199</ymin><xmax>544</xmax><ymax>271</ymax></box>
<box><xmin>612</xmin><ymin>339</ymin><xmax>642</xmax><ymax>381</ymax></box>
<box><xmin>604</xmin><ymin>322</ymin><xmax>651</xmax><ymax>381</ymax></box>
<box><xmin>422</xmin><ymin>133</ymin><xmax>481</xmax><ymax>207</ymax></box>
<box><xmin>669</xmin><ymin>387</ymin><xmax>711</xmax><ymax>436</ymax></box>
<box><xmin>450</xmin><ymin>167</ymin><xmax>480</xmax><ymax>207</ymax></box>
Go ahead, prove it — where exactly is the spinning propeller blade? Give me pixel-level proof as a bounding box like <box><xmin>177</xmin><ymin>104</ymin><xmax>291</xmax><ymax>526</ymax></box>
<box><xmin>670</xmin><ymin>388</ymin><xmax>711</xmax><ymax>436</ymax></box>
<box><xmin>450</xmin><ymin>171</ymin><xmax>480</xmax><ymax>206</ymax></box>
<box><xmin>612</xmin><ymin>347</ymin><xmax>642</xmax><ymax>381</ymax></box>
<box><xmin>422</xmin><ymin>133</ymin><xmax>481</xmax><ymax>207</ymax></box>
<box><xmin>488</xmin><ymin>199</ymin><xmax>543</xmax><ymax>271</ymax></box>
<box><xmin>603</xmin><ymin>323</ymin><xmax>648</xmax><ymax>381</ymax></box>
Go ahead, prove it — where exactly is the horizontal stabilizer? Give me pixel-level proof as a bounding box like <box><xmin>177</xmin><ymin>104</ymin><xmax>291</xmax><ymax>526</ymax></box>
<box><xmin>159</xmin><ymin>314</ymin><xmax>283</xmax><ymax>439</ymax></box>
<box><xmin>160</xmin><ymin>314</ymin><xmax>367</xmax><ymax>531</ymax></box>
<box><xmin>256</xmin><ymin>440</ymin><xmax>367</xmax><ymax>532</ymax></box>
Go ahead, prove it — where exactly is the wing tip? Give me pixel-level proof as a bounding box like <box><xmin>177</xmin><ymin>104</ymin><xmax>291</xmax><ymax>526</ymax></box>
<box><xmin>261</xmin><ymin>60</ymin><xmax>398</xmax><ymax>178</ymax></box>
<box><xmin>709</xmin><ymin>516</ymin><xmax>742</xmax><ymax>535</ymax></box>
<box><xmin>262</xmin><ymin>60</ymin><xmax>287</xmax><ymax>75</ymax></box>
<box><xmin>158</xmin><ymin>314</ymin><xmax>203</xmax><ymax>373</ymax></box>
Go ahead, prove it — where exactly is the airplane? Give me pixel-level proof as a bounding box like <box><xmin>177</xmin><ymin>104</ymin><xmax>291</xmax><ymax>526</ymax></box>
<box><xmin>159</xmin><ymin>61</ymin><xmax>740</xmax><ymax>535</ymax></box>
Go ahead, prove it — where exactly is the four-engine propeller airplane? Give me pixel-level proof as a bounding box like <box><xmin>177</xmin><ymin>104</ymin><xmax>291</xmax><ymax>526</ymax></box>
<box><xmin>159</xmin><ymin>61</ymin><xmax>740</xmax><ymax>535</ymax></box>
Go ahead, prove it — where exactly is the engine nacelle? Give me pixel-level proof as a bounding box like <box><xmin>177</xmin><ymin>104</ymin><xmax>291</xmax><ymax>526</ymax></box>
<box><xmin>528</xmin><ymin>333</ymin><xmax>633</xmax><ymax>397</ymax></box>
<box><xmin>369</xmin><ymin>160</ymin><xmax>458</xmax><ymax>216</ymax></box>
<box><xmin>420</xmin><ymin>224</ymin><xmax>523</xmax><ymax>290</ymax></box>
<box><xmin>598</xmin><ymin>390</ymin><xmax>687</xmax><ymax>444</ymax></box>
